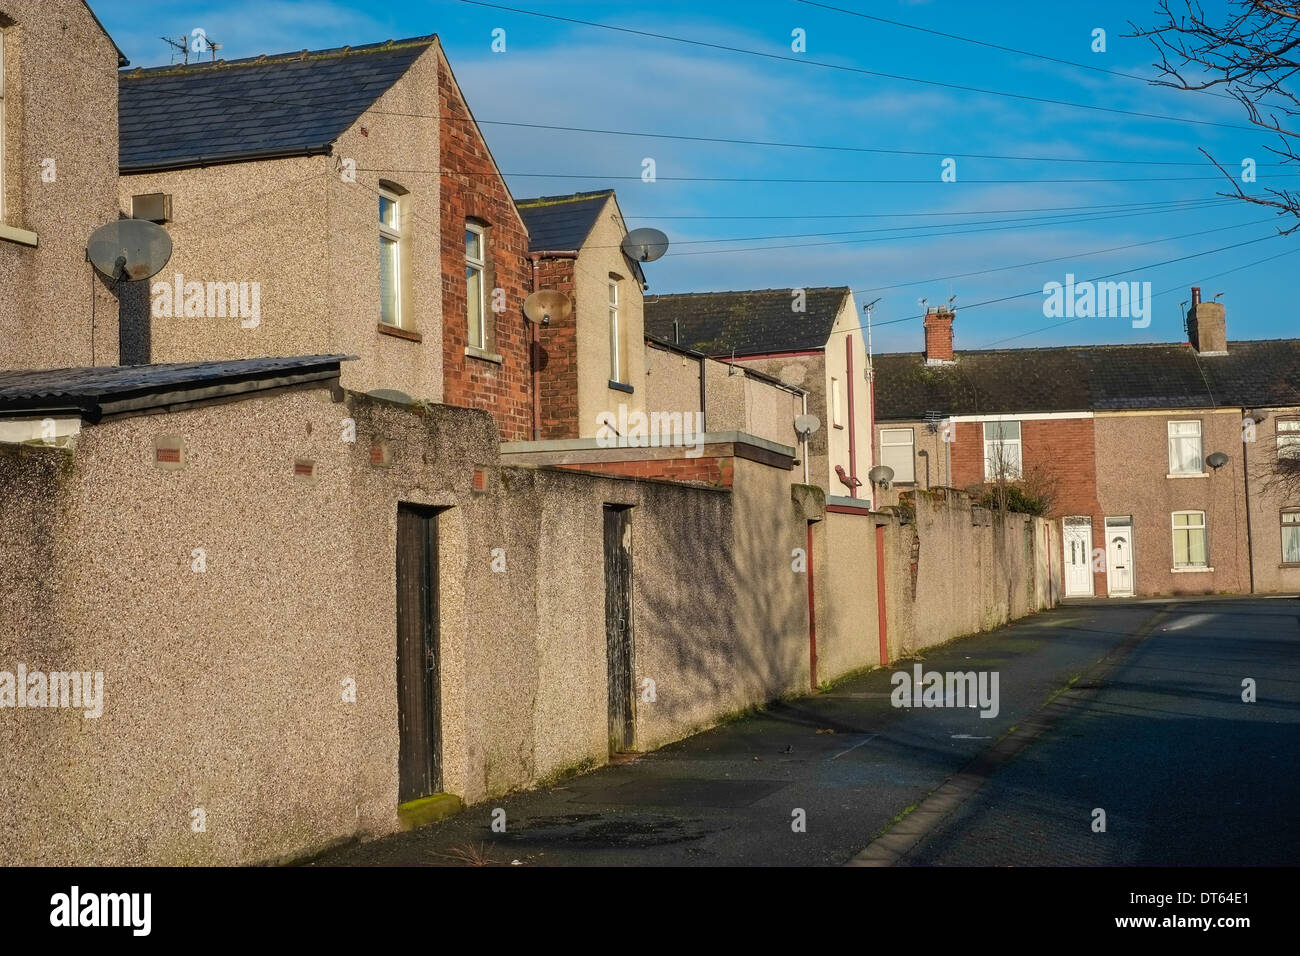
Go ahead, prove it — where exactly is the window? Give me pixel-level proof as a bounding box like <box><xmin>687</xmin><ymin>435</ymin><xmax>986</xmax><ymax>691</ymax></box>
<box><xmin>379</xmin><ymin>189</ymin><xmax>403</xmax><ymax>326</ymax></box>
<box><xmin>880</xmin><ymin>428</ymin><xmax>915</xmax><ymax>483</ymax></box>
<box><xmin>1283</xmin><ymin>512</ymin><xmax>1300</xmax><ymax>564</ymax></box>
<box><xmin>983</xmin><ymin>420</ymin><xmax>1022</xmax><ymax>480</ymax></box>
<box><xmin>1168</xmin><ymin>420</ymin><xmax>1203</xmax><ymax>475</ymax></box>
<box><xmin>466</xmin><ymin>223</ymin><xmax>486</xmax><ymax>349</ymax></box>
<box><xmin>1172</xmin><ymin>511</ymin><xmax>1208</xmax><ymax>568</ymax></box>
<box><xmin>608</xmin><ymin>278</ymin><xmax>621</xmax><ymax>382</ymax></box>
<box><xmin>1278</xmin><ymin>420</ymin><xmax>1300</xmax><ymax>466</ymax></box>
<box><xmin>831</xmin><ymin>379</ymin><xmax>842</xmax><ymax>428</ymax></box>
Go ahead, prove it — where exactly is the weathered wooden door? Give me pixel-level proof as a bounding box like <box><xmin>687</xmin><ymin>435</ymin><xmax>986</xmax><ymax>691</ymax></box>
<box><xmin>604</xmin><ymin>505</ymin><xmax>634</xmax><ymax>753</ymax></box>
<box><xmin>396</xmin><ymin>505</ymin><xmax>441</xmax><ymax>802</ymax></box>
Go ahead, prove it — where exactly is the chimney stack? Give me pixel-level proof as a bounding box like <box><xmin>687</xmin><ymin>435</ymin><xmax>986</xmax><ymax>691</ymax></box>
<box><xmin>1186</xmin><ymin>286</ymin><xmax>1227</xmax><ymax>355</ymax></box>
<box><xmin>924</xmin><ymin>306</ymin><xmax>955</xmax><ymax>365</ymax></box>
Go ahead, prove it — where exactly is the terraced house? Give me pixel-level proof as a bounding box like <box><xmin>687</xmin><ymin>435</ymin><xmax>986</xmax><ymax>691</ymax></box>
<box><xmin>874</xmin><ymin>293</ymin><xmax>1300</xmax><ymax>598</ymax></box>
<box><xmin>116</xmin><ymin>33</ymin><xmax>533</xmax><ymax>439</ymax></box>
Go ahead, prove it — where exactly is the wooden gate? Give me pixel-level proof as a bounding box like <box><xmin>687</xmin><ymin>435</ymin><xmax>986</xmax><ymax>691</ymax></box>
<box><xmin>396</xmin><ymin>504</ymin><xmax>441</xmax><ymax>802</ymax></box>
<box><xmin>603</xmin><ymin>505</ymin><xmax>634</xmax><ymax>753</ymax></box>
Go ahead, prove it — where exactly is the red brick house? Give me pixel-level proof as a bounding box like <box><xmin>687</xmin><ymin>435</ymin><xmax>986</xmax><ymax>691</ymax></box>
<box><xmin>873</xmin><ymin>294</ymin><xmax>1300</xmax><ymax>598</ymax></box>
<box><xmin>117</xmin><ymin>34</ymin><xmax>533</xmax><ymax>440</ymax></box>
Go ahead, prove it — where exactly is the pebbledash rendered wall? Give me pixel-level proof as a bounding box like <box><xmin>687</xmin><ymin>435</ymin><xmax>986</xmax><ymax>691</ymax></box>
<box><xmin>0</xmin><ymin>386</ymin><xmax>811</xmax><ymax>864</ymax></box>
<box><xmin>0</xmin><ymin>386</ymin><xmax>1059</xmax><ymax>865</ymax></box>
<box><xmin>819</xmin><ymin>489</ymin><xmax>1059</xmax><ymax>678</ymax></box>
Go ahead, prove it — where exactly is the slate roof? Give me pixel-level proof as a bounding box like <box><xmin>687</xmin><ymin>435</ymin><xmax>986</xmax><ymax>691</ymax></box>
<box><xmin>118</xmin><ymin>37</ymin><xmax>436</xmax><ymax>173</ymax></box>
<box><xmin>643</xmin><ymin>287</ymin><xmax>851</xmax><ymax>358</ymax></box>
<box><xmin>874</xmin><ymin>339</ymin><xmax>1300</xmax><ymax>420</ymax></box>
<box><xmin>515</xmin><ymin>190</ymin><xmax>647</xmax><ymax>286</ymax></box>
<box><xmin>0</xmin><ymin>356</ymin><xmax>348</xmax><ymax>420</ymax></box>
<box><xmin>516</xmin><ymin>191</ymin><xmax>612</xmax><ymax>251</ymax></box>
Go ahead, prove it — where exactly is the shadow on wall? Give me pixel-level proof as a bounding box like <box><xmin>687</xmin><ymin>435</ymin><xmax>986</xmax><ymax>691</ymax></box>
<box><xmin>118</xmin><ymin>278</ymin><xmax>151</xmax><ymax>365</ymax></box>
<box><xmin>629</xmin><ymin>479</ymin><xmax>806</xmax><ymax>748</ymax></box>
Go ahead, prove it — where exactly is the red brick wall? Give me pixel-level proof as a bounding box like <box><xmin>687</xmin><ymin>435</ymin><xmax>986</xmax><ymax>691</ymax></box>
<box><xmin>556</xmin><ymin>456</ymin><xmax>733</xmax><ymax>488</ymax></box>
<box><xmin>438</xmin><ymin>49</ymin><xmax>532</xmax><ymax>442</ymax></box>
<box><xmin>948</xmin><ymin>416</ymin><xmax>1106</xmax><ymax>593</ymax></box>
<box><xmin>534</xmin><ymin>256</ymin><xmax>579</xmax><ymax>439</ymax></box>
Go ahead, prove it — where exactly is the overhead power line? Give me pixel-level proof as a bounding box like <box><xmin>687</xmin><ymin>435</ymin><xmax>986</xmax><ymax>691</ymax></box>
<box><xmin>458</xmin><ymin>0</ymin><xmax>1262</xmax><ymax>133</ymax></box>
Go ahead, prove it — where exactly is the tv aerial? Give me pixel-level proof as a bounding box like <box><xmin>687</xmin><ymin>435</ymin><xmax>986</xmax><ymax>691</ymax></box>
<box><xmin>620</xmin><ymin>228</ymin><xmax>670</xmax><ymax>263</ymax></box>
<box><xmin>86</xmin><ymin>219</ymin><xmax>173</xmax><ymax>283</ymax></box>
<box><xmin>522</xmin><ymin>289</ymin><xmax>572</xmax><ymax>327</ymax></box>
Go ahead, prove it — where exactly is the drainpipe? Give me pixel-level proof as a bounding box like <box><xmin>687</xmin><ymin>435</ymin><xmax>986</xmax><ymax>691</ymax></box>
<box><xmin>1242</xmin><ymin>408</ymin><xmax>1256</xmax><ymax>594</ymax></box>
<box><xmin>801</xmin><ymin>392</ymin><xmax>809</xmax><ymax>485</ymax></box>
<box><xmin>846</xmin><ymin>334</ymin><xmax>858</xmax><ymax>499</ymax></box>
<box><xmin>699</xmin><ymin>354</ymin><xmax>708</xmax><ymax>434</ymax></box>
<box><xmin>527</xmin><ymin>250</ymin><xmax>578</xmax><ymax>441</ymax></box>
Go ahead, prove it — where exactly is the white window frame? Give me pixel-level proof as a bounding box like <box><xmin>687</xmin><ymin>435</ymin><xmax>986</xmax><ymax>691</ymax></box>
<box><xmin>1282</xmin><ymin>511</ymin><xmax>1300</xmax><ymax>564</ymax></box>
<box><xmin>1278</xmin><ymin>420</ymin><xmax>1300</xmax><ymax>463</ymax></box>
<box><xmin>1167</xmin><ymin>420</ymin><xmax>1203</xmax><ymax>475</ymax></box>
<box><xmin>983</xmin><ymin>420</ymin><xmax>1022</xmax><ymax>480</ymax></box>
<box><xmin>880</xmin><ymin>428</ymin><xmax>915</xmax><ymax>484</ymax></box>
<box><xmin>466</xmin><ymin>222</ymin><xmax>486</xmax><ymax>349</ymax></box>
<box><xmin>608</xmin><ymin>278</ymin><xmax>621</xmax><ymax>383</ymax></box>
<box><xmin>379</xmin><ymin>188</ymin><xmax>403</xmax><ymax>327</ymax></box>
<box><xmin>830</xmin><ymin>378</ymin><xmax>842</xmax><ymax>428</ymax></box>
<box><xmin>1171</xmin><ymin>510</ymin><xmax>1208</xmax><ymax>569</ymax></box>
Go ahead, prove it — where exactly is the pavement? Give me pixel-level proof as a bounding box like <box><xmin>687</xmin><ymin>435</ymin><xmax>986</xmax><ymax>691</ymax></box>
<box><xmin>306</xmin><ymin>596</ymin><xmax>1300</xmax><ymax>867</ymax></box>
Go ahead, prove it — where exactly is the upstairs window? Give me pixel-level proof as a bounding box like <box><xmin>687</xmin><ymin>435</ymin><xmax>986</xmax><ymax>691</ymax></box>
<box><xmin>1278</xmin><ymin>420</ymin><xmax>1300</xmax><ymax>467</ymax></box>
<box><xmin>1168</xmin><ymin>420</ymin><xmax>1203</xmax><ymax>475</ymax></box>
<box><xmin>983</xmin><ymin>421</ymin><xmax>1022</xmax><ymax>480</ymax></box>
<box><xmin>466</xmin><ymin>223</ymin><xmax>487</xmax><ymax>349</ymax></box>
<box><xmin>880</xmin><ymin>428</ymin><xmax>915</xmax><ymax>483</ymax></box>
<box><xmin>379</xmin><ymin>188</ymin><xmax>404</xmax><ymax>327</ymax></box>
<box><xmin>608</xmin><ymin>278</ymin><xmax>622</xmax><ymax>383</ymax></box>
<box><xmin>830</xmin><ymin>378</ymin><xmax>842</xmax><ymax>428</ymax></box>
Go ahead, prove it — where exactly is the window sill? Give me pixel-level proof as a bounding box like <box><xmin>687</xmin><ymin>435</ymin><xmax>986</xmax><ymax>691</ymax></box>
<box><xmin>465</xmin><ymin>345</ymin><xmax>503</xmax><ymax>364</ymax></box>
<box><xmin>832</xmin><ymin>424</ymin><xmax>844</xmax><ymax>430</ymax></box>
<box><xmin>378</xmin><ymin>323</ymin><xmax>422</xmax><ymax>343</ymax></box>
<box><xmin>0</xmin><ymin>224</ymin><xmax>38</xmax><ymax>248</ymax></box>
<box><xmin>1171</xmin><ymin>566</ymin><xmax>1214</xmax><ymax>573</ymax></box>
<box><xmin>608</xmin><ymin>380</ymin><xmax>633</xmax><ymax>394</ymax></box>
<box><xmin>1166</xmin><ymin>472</ymin><xmax>1208</xmax><ymax>479</ymax></box>
<box><xmin>1279</xmin><ymin>563</ymin><xmax>1300</xmax><ymax>569</ymax></box>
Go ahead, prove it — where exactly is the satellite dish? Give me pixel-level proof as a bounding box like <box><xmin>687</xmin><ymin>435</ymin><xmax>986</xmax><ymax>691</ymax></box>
<box><xmin>794</xmin><ymin>414</ymin><xmax>821</xmax><ymax>440</ymax></box>
<box><xmin>620</xmin><ymin>227</ymin><xmax>670</xmax><ymax>263</ymax></box>
<box><xmin>523</xmin><ymin>289</ymin><xmax>572</xmax><ymax>326</ymax></box>
<box><xmin>868</xmin><ymin>464</ymin><xmax>895</xmax><ymax>487</ymax></box>
<box><xmin>86</xmin><ymin>219</ymin><xmax>173</xmax><ymax>282</ymax></box>
<box><xmin>1206</xmin><ymin>451</ymin><xmax>1229</xmax><ymax>470</ymax></box>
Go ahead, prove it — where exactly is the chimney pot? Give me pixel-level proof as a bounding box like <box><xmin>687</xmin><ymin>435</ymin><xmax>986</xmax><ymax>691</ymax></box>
<box><xmin>1191</xmin><ymin>286</ymin><xmax>1201</xmax><ymax>306</ymax></box>
<box><xmin>1187</xmin><ymin>288</ymin><xmax>1226</xmax><ymax>355</ymax></box>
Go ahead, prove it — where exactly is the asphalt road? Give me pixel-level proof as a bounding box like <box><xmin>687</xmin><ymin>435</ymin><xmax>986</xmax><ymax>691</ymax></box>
<box><xmin>311</xmin><ymin>597</ymin><xmax>1298</xmax><ymax>867</ymax></box>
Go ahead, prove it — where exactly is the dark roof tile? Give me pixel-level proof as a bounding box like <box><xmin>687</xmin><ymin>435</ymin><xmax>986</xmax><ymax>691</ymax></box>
<box><xmin>643</xmin><ymin>287</ymin><xmax>850</xmax><ymax>357</ymax></box>
<box><xmin>118</xmin><ymin>37</ymin><xmax>436</xmax><ymax>172</ymax></box>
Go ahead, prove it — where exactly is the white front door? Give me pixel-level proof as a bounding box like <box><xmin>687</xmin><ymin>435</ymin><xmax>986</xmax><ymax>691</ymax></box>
<box><xmin>1106</xmin><ymin>522</ymin><xmax>1134</xmax><ymax>597</ymax></box>
<box><xmin>1063</xmin><ymin>518</ymin><xmax>1094</xmax><ymax>597</ymax></box>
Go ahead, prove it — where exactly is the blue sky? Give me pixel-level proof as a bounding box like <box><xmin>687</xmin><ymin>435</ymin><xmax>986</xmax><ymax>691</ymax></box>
<box><xmin>94</xmin><ymin>0</ymin><xmax>1296</xmax><ymax>353</ymax></box>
